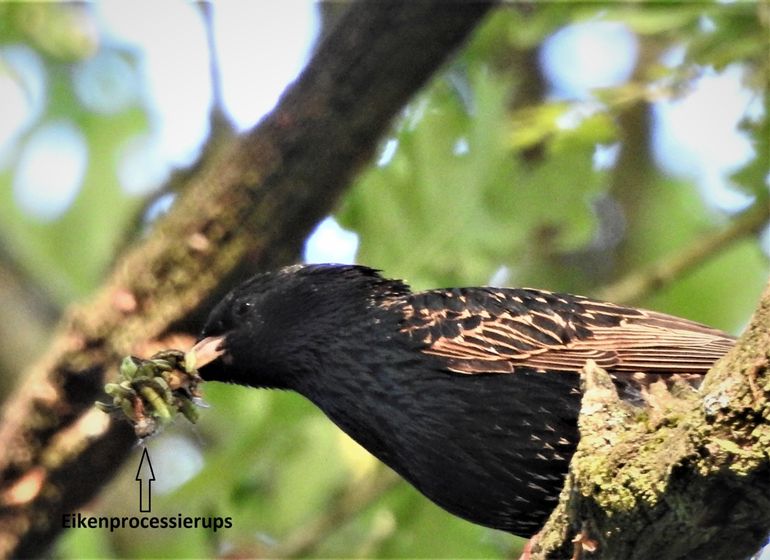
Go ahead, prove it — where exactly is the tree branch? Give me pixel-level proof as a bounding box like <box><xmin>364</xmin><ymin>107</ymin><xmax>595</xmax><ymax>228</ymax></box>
<box><xmin>532</xmin><ymin>272</ymin><xmax>770</xmax><ymax>559</ymax></box>
<box><xmin>0</xmin><ymin>3</ymin><xmax>494</xmax><ymax>558</ymax></box>
<box><xmin>598</xmin><ymin>202</ymin><xmax>770</xmax><ymax>305</ymax></box>
<box><xmin>0</xmin><ymin>246</ymin><xmax>59</xmax><ymax>394</ymax></box>
<box><xmin>271</xmin><ymin>468</ymin><xmax>401</xmax><ymax>558</ymax></box>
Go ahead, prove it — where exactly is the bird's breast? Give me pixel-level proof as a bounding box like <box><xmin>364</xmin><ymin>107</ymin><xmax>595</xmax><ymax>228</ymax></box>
<box><xmin>297</xmin><ymin>353</ymin><xmax>582</xmax><ymax>536</ymax></box>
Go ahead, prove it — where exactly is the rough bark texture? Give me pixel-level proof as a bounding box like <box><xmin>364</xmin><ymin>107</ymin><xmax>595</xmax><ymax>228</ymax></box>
<box><xmin>0</xmin><ymin>3</ymin><xmax>494</xmax><ymax>558</ymax></box>
<box><xmin>532</xmin><ymin>271</ymin><xmax>770</xmax><ymax>559</ymax></box>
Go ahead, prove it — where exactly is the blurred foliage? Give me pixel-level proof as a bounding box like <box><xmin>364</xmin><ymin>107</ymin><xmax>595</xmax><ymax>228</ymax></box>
<box><xmin>0</xmin><ymin>2</ymin><xmax>767</xmax><ymax>559</ymax></box>
<box><xmin>0</xmin><ymin>3</ymin><xmax>148</xmax><ymax>302</ymax></box>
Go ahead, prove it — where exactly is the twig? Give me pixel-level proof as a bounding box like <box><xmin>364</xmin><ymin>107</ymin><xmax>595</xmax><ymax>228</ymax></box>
<box><xmin>271</xmin><ymin>467</ymin><xmax>401</xmax><ymax>558</ymax></box>
<box><xmin>0</xmin><ymin>245</ymin><xmax>59</xmax><ymax>393</ymax></box>
<box><xmin>116</xmin><ymin>2</ymin><xmax>237</xmax><ymax>253</ymax></box>
<box><xmin>196</xmin><ymin>1</ymin><xmax>234</xmax><ymax>141</ymax></box>
<box><xmin>598</xmin><ymin>202</ymin><xmax>770</xmax><ymax>305</ymax></box>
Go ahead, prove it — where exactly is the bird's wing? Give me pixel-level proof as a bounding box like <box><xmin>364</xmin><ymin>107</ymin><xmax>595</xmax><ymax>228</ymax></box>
<box><xmin>396</xmin><ymin>287</ymin><xmax>736</xmax><ymax>375</ymax></box>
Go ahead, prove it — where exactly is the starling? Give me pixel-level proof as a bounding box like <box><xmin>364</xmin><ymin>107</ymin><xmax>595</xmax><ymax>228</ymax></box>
<box><xmin>191</xmin><ymin>264</ymin><xmax>735</xmax><ymax>537</ymax></box>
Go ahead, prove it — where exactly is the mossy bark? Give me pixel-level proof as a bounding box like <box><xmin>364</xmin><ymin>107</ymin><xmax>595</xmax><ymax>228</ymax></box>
<box><xmin>532</xmin><ymin>276</ymin><xmax>770</xmax><ymax>559</ymax></box>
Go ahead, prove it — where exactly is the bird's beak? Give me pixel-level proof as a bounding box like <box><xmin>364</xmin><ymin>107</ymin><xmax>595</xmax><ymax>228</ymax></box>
<box><xmin>189</xmin><ymin>336</ymin><xmax>227</xmax><ymax>369</ymax></box>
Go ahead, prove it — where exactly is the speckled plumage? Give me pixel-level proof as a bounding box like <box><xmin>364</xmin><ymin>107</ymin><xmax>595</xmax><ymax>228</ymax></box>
<box><xmin>196</xmin><ymin>264</ymin><xmax>736</xmax><ymax>536</ymax></box>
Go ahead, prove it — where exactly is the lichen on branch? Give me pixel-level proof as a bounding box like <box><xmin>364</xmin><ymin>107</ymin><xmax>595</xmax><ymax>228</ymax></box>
<box><xmin>532</xmin><ymin>280</ymin><xmax>770</xmax><ymax>560</ymax></box>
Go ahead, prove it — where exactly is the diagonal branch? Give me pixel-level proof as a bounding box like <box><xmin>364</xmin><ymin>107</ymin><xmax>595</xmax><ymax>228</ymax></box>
<box><xmin>0</xmin><ymin>3</ymin><xmax>494</xmax><ymax>558</ymax></box>
<box><xmin>0</xmin><ymin>244</ymin><xmax>59</xmax><ymax>391</ymax></box>
<box><xmin>598</xmin><ymin>202</ymin><xmax>770</xmax><ymax>305</ymax></box>
<box><xmin>272</xmin><ymin>467</ymin><xmax>401</xmax><ymax>558</ymax></box>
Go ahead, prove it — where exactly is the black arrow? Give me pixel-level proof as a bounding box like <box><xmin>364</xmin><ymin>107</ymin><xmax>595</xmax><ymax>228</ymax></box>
<box><xmin>135</xmin><ymin>447</ymin><xmax>155</xmax><ymax>513</ymax></box>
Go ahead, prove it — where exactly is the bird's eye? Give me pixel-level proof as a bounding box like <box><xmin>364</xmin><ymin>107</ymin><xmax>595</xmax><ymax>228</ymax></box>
<box><xmin>235</xmin><ymin>300</ymin><xmax>253</xmax><ymax>317</ymax></box>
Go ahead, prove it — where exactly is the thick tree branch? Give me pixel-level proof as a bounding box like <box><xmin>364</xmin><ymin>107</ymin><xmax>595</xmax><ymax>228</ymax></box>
<box><xmin>0</xmin><ymin>3</ymin><xmax>494</xmax><ymax>558</ymax></box>
<box><xmin>533</xmin><ymin>269</ymin><xmax>770</xmax><ymax>559</ymax></box>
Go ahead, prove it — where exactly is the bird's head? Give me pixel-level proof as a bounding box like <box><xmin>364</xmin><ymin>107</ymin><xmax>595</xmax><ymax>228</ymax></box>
<box><xmin>190</xmin><ymin>264</ymin><xmax>410</xmax><ymax>389</ymax></box>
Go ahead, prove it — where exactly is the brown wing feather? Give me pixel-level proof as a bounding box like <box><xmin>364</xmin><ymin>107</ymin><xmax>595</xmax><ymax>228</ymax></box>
<box><xmin>397</xmin><ymin>287</ymin><xmax>736</xmax><ymax>376</ymax></box>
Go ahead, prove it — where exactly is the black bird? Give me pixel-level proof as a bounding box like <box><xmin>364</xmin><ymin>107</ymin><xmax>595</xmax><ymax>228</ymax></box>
<box><xmin>191</xmin><ymin>264</ymin><xmax>736</xmax><ymax>537</ymax></box>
